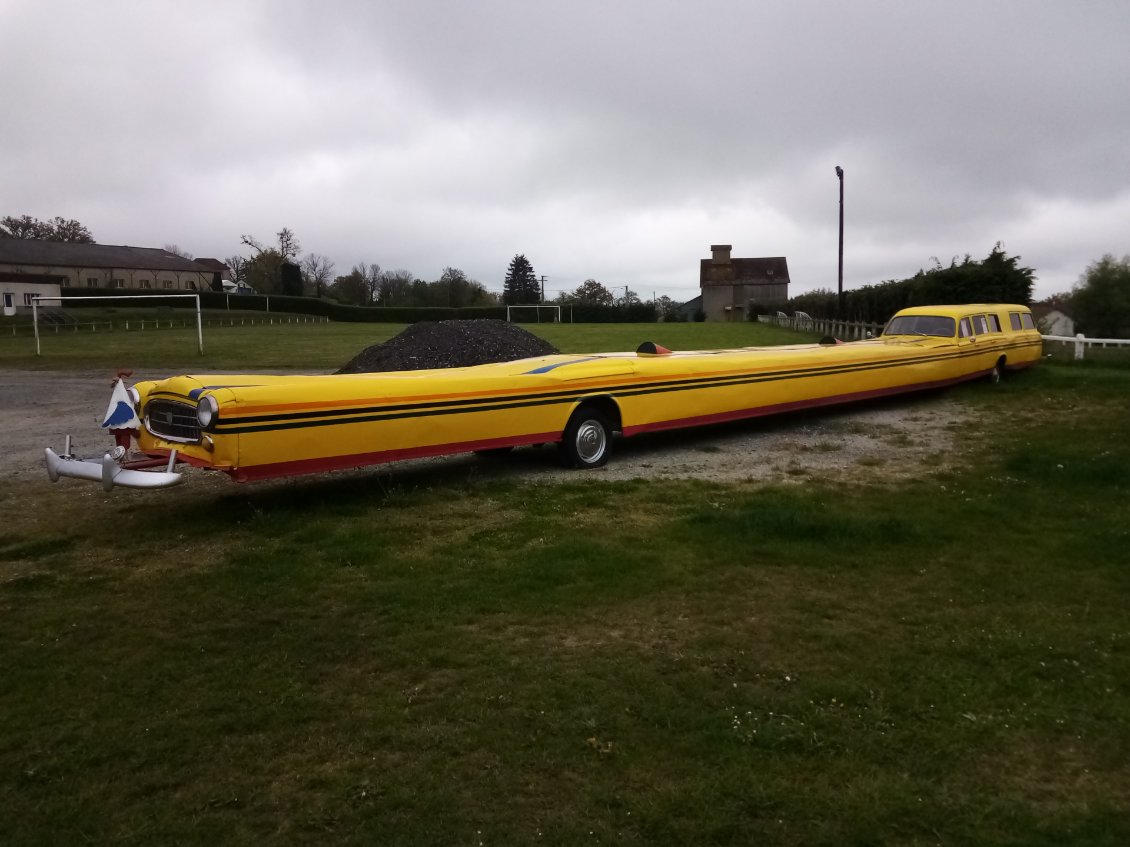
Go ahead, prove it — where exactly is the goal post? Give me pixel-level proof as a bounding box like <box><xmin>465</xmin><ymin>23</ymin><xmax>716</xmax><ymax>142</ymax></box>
<box><xmin>506</xmin><ymin>304</ymin><xmax>561</xmax><ymax>323</ymax></box>
<box><xmin>32</xmin><ymin>293</ymin><xmax>203</xmax><ymax>357</ymax></box>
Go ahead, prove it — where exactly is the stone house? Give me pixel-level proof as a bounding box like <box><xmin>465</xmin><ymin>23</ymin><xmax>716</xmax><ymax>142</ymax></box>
<box><xmin>699</xmin><ymin>245</ymin><xmax>790</xmax><ymax>321</ymax></box>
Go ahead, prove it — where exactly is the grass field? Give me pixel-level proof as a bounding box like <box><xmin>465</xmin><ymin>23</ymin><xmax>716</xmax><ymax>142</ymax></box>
<box><xmin>1042</xmin><ymin>339</ymin><xmax>1130</xmax><ymax>368</ymax></box>
<box><xmin>0</xmin><ymin>319</ymin><xmax>810</xmax><ymax>370</ymax></box>
<box><xmin>2</xmin><ymin>327</ymin><xmax>1129</xmax><ymax>844</ymax></box>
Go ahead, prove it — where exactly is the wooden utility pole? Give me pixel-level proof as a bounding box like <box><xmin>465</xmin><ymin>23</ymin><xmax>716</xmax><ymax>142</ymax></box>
<box><xmin>836</xmin><ymin>165</ymin><xmax>844</xmax><ymax>319</ymax></box>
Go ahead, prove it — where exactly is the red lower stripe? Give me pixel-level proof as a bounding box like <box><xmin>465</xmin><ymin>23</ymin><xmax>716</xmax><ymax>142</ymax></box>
<box><xmin>224</xmin><ymin>366</ymin><xmax>1019</xmax><ymax>482</ymax></box>
<box><xmin>229</xmin><ymin>431</ymin><xmax>560</xmax><ymax>482</ymax></box>
<box><xmin>620</xmin><ymin>372</ymin><xmax>985</xmax><ymax>437</ymax></box>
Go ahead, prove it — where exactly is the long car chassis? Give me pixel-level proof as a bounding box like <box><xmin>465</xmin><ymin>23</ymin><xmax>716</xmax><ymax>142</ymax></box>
<box><xmin>46</xmin><ymin>304</ymin><xmax>1042</xmax><ymax>490</ymax></box>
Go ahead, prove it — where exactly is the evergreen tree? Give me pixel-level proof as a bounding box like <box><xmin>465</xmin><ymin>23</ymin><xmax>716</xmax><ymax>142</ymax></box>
<box><xmin>503</xmin><ymin>254</ymin><xmax>540</xmax><ymax>305</ymax></box>
<box><xmin>279</xmin><ymin>261</ymin><xmax>303</xmax><ymax>296</ymax></box>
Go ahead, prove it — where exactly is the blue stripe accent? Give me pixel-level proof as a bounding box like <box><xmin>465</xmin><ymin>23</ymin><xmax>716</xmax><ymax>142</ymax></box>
<box><xmin>522</xmin><ymin>357</ymin><xmax>600</xmax><ymax>375</ymax></box>
<box><xmin>188</xmin><ymin>384</ymin><xmax>264</xmax><ymax>399</ymax></box>
<box><xmin>102</xmin><ymin>401</ymin><xmax>136</xmax><ymax>427</ymax></box>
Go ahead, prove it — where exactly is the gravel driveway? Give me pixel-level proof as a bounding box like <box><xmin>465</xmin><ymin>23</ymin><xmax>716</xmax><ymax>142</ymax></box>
<box><xmin>3</xmin><ymin>368</ymin><xmax>971</xmax><ymax>488</ymax></box>
<box><xmin>3</xmin><ymin>369</ymin><xmax>167</xmax><ymax>484</ymax></box>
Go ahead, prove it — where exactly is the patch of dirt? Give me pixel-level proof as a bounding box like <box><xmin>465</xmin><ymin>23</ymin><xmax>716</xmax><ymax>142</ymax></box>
<box><xmin>248</xmin><ymin>391</ymin><xmax>969</xmax><ymax>488</ymax></box>
<box><xmin>336</xmin><ymin>319</ymin><xmax>559</xmax><ymax>374</ymax></box>
<box><xmin>560</xmin><ymin>395</ymin><xmax>971</xmax><ymax>484</ymax></box>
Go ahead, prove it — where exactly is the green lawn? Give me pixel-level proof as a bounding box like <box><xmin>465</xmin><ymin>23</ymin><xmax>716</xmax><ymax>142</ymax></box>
<box><xmin>0</xmin><ymin>319</ymin><xmax>810</xmax><ymax>371</ymax></box>
<box><xmin>1</xmin><ymin>348</ymin><xmax>1128</xmax><ymax>843</ymax></box>
<box><xmin>1042</xmin><ymin>339</ymin><xmax>1130</xmax><ymax>368</ymax></box>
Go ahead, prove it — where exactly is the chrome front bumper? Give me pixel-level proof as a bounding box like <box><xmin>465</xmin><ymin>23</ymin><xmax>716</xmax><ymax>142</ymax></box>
<box><xmin>45</xmin><ymin>438</ymin><xmax>183</xmax><ymax>491</ymax></box>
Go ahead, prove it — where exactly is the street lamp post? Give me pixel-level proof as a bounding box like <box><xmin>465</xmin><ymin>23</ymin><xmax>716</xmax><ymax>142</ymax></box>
<box><xmin>835</xmin><ymin>165</ymin><xmax>844</xmax><ymax>320</ymax></box>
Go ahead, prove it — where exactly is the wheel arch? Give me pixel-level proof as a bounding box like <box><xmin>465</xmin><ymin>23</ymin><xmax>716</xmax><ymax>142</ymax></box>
<box><xmin>565</xmin><ymin>394</ymin><xmax>622</xmax><ymax>435</ymax></box>
<box><xmin>989</xmin><ymin>354</ymin><xmax>1007</xmax><ymax>383</ymax></box>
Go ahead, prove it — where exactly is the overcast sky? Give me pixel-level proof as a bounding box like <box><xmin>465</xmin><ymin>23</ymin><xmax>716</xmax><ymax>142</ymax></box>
<box><xmin>3</xmin><ymin>0</ymin><xmax>1127</xmax><ymax>301</ymax></box>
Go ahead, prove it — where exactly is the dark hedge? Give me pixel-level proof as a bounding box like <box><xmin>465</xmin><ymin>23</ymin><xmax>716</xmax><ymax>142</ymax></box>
<box><xmin>785</xmin><ymin>246</ymin><xmax>1035</xmax><ymax>324</ymax></box>
<box><xmin>552</xmin><ymin>303</ymin><xmax>658</xmax><ymax>323</ymax></box>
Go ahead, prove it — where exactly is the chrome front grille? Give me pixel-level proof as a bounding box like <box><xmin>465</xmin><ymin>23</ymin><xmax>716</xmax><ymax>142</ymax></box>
<box><xmin>145</xmin><ymin>400</ymin><xmax>200</xmax><ymax>442</ymax></box>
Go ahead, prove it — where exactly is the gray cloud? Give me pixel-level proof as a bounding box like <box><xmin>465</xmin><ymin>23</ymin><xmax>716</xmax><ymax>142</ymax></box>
<box><xmin>3</xmin><ymin>0</ymin><xmax>1127</xmax><ymax>300</ymax></box>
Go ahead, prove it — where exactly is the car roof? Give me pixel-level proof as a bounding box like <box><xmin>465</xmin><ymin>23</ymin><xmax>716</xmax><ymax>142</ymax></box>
<box><xmin>894</xmin><ymin>304</ymin><xmax>1029</xmax><ymax>317</ymax></box>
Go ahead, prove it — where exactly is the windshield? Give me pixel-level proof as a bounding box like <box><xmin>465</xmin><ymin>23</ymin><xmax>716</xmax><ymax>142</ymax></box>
<box><xmin>883</xmin><ymin>315</ymin><xmax>956</xmax><ymax>337</ymax></box>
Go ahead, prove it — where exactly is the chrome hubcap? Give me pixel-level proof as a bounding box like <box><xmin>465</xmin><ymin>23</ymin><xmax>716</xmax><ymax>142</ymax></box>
<box><xmin>575</xmin><ymin>420</ymin><xmax>607</xmax><ymax>464</ymax></box>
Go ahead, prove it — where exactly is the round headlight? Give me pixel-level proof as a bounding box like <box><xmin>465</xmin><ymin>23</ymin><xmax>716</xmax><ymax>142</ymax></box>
<box><xmin>126</xmin><ymin>386</ymin><xmax>141</xmax><ymax>411</ymax></box>
<box><xmin>196</xmin><ymin>395</ymin><xmax>219</xmax><ymax>429</ymax></box>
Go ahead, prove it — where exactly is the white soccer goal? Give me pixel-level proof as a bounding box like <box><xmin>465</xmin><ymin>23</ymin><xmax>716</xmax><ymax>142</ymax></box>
<box><xmin>32</xmin><ymin>293</ymin><xmax>204</xmax><ymax>356</ymax></box>
<box><xmin>506</xmin><ymin>304</ymin><xmax>561</xmax><ymax>323</ymax></box>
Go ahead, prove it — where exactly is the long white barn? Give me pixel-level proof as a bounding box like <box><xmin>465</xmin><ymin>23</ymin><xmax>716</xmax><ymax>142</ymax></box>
<box><xmin>0</xmin><ymin>241</ymin><xmax>222</xmax><ymax>313</ymax></box>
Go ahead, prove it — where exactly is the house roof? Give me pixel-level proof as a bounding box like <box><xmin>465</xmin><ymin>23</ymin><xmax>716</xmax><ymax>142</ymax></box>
<box><xmin>0</xmin><ymin>271</ymin><xmax>66</xmax><ymax>285</ymax></box>
<box><xmin>0</xmin><ymin>240</ymin><xmax>211</xmax><ymax>272</ymax></box>
<box><xmin>700</xmin><ymin>256</ymin><xmax>790</xmax><ymax>286</ymax></box>
<box><xmin>194</xmin><ymin>257</ymin><xmax>230</xmax><ymax>273</ymax></box>
<box><xmin>674</xmin><ymin>295</ymin><xmax>702</xmax><ymax>314</ymax></box>
<box><xmin>1031</xmin><ymin>304</ymin><xmax>1073</xmax><ymax>321</ymax></box>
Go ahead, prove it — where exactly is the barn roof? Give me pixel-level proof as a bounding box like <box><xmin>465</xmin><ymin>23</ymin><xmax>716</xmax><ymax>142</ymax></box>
<box><xmin>0</xmin><ymin>240</ymin><xmax>211</xmax><ymax>272</ymax></box>
<box><xmin>700</xmin><ymin>256</ymin><xmax>790</xmax><ymax>285</ymax></box>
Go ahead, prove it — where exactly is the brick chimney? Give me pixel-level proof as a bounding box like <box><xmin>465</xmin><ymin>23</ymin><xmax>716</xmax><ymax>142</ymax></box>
<box><xmin>711</xmin><ymin>244</ymin><xmax>732</xmax><ymax>265</ymax></box>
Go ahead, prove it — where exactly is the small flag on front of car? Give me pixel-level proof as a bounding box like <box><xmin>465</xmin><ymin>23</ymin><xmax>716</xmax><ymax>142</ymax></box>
<box><xmin>101</xmin><ymin>378</ymin><xmax>141</xmax><ymax>430</ymax></box>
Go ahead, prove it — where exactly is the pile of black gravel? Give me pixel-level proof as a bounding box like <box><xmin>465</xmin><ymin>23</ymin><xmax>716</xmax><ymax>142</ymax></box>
<box><xmin>336</xmin><ymin>319</ymin><xmax>560</xmax><ymax>374</ymax></box>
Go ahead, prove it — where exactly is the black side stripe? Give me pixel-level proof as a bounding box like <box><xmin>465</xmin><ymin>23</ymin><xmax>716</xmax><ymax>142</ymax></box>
<box><xmin>210</xmin><ymin>341</ymin><xmax>1039</xmax><ymax>435</ymax></box>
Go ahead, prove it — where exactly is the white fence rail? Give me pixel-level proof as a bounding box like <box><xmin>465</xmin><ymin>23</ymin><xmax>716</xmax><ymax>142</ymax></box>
<box><xmin>34</xmin><ymin>293</ymin><xmax>203</xmax><ymax>356</ymax></box>
<box><xmin>761</xmin><ymin>313</ymin><xmax>1129</xmax><ymax>361</ymax></box>
<box><xmin>759</xmin><ymin>312</ymin><xmax>883</xmax><ymax>339</ymax></box>
<box><xmin>5</xmin><ymin>314</ymin><xmax>331</xmax><ymax>339</ymax></box>
<box><xmin>1042</xmin><ymin>333</ymin><xmax>1130</xmax><ymax>361</ymax></box>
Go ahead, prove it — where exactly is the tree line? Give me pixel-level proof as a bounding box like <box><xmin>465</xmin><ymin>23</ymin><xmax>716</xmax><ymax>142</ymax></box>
<box><xmin>231</xmin><ymin>240</ymin><xmax>676</xmax><ymax>315</ymax></box>
<box><xmin>1070</xmin><ymin>254</ymin><xmax>1130</xmax><ymax>337</ymax></box>
<box><xmin>786</xmin><ymin>245</ymin><xmax>1037</xmax><ymax>323</ymax></box>
<box><xmin>0</xmin><ymin>214</ymin><xmax>673</xmax><ymax>314</ymax></box>
<box><xmin>784</xmin><ymin>244</ymin><xmax>1130</xmax><ymax>338</ymax></box>
<box><xmin>12</xmin><ymin>212</ymin><xmax>1124</xmax><ymax>335</ymax></box>
<box><xmin>1</xmin><ymin>214</ymin><xmax>95</xmax><ymax>243</ymax></box>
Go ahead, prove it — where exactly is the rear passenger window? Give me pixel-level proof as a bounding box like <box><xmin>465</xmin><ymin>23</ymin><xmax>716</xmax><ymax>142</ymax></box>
<box><xmin>959</xmin><ymin>318</ymin><xmax>972</xmax><ymax>338</ymax></box>
<box><xmin>987</xmin><ymin>314</ymin><xmax>1001</xmax><ymax>332</ymax></box>
<box><xmin>1020</xmin><ymin>313</ymin><xmax>1035</xmax><ymax>330</ymax></box>
<box><xmin>1009</xmin><ymin>313</ymin><xmax>1022</xmax><ymax>331</ymax></box>
<box><xmin>973</xmin><ymin>315</ymin><xmax>989</xmax><ymax>334</ymax></box>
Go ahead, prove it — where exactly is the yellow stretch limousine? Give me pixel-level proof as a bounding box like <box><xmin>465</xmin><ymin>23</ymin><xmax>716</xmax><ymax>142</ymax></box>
<box><xmin>45</xmin><ymin>304</ymin><xmax>1041</xmax><ymax>490</ymax></box>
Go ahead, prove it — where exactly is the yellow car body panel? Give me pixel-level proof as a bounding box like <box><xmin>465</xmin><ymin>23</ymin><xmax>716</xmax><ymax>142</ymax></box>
<box><xmin>130</xmin><ymin>304</ymin><xmax>1041</xmax><ymax>482</ymax></box>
